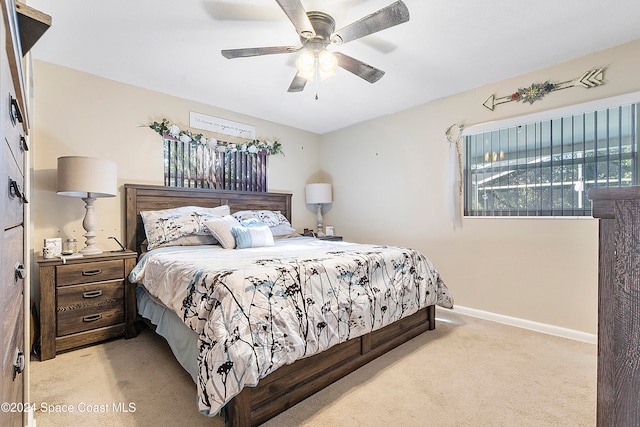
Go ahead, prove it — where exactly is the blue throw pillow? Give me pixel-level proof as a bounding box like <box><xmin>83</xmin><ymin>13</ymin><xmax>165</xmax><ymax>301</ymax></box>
<box><xmin>231</xmin><ymin>224</ymin><xmax>274</xmax><ymax>249</ymax></box>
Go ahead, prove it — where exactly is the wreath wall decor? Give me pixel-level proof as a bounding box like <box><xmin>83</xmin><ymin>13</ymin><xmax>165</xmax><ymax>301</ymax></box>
<box><xmin>483</xmin><ymin>67</ymin><xmax>606</xmax><ymax>111</ymax></box>
<box><xmin>445</xmin><ymin>123</ymin><xmax>465</xmax><ymax>229</ymax></box>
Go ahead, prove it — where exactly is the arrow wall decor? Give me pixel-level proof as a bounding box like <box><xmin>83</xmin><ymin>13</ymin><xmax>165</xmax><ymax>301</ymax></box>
<box><xmin>483</xmin><ymin>67</ymin><xmax>606</xmax><ymax>111</ymax></box>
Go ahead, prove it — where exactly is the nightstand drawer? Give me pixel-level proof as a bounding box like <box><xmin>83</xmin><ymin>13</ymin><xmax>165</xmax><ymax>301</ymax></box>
<box><xmin>57</xmin><ymin>281</ymin><xmax>124</xmax><ymax>336</ymax></box>
<box><xmin>56</xmin><ymin>259</ymin><xmax>124</xmax><ymax>286</ymax></box>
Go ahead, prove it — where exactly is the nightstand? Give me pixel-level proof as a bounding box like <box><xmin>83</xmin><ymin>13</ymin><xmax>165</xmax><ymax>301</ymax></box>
<box><xmin>37</xmin><ymin>250</ymin><xmax>138</xmax><ymax>360</ymax></box>
<box><xmin>317</xmin><ymin>236</ymin><xmax>343</xmax><ymax>241</ymax></box>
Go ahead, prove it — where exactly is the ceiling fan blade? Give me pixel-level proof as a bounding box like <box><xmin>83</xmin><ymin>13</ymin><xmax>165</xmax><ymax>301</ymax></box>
<box><xmin>287</xmin><ymin>73</ymin><xmax>308</xmax><ymax>92</ymax></box>
<box><xmin>221</xmin><ymin>46</ymin><xmax>298</xmax><ymax>59</ymax></box>
<box><xmin>331</xmin><ymin>0</ymin><xmax>410</xmax><ymax>44</ymax></box>
<box><xmin>336</xmin><ymin>52</ymin><xmax>385</xmax><ymax>83</ymax></box>
<box><xmin>275</xmin><ymin>0</ymin><xmax>315</xmax><ymax>38</ymax></box>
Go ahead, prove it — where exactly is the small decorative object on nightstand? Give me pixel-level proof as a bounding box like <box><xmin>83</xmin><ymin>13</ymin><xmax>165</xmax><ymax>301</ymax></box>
<box><xmin>37</xmin><ymin>250</ymin><xmax>138</xmax><ymax>360</ymax></box>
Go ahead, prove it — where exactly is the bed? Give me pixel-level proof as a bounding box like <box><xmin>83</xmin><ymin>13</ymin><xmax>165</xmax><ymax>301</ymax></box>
<box><xmin>124</xmin><ymin>183</ymin><xmax>453</xmax><ymax>426</ymax></box>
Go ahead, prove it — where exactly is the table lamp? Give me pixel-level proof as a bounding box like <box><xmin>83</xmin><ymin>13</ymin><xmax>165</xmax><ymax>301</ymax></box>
<box><xmin>305</xmin><ymin>183</ymin><xmax>332</xmax><ymax>237</ymax></box>
<box><xmin>57</xmin><ymin>156</ymin><xmax>117</xmax><ymax>255</ymax></box>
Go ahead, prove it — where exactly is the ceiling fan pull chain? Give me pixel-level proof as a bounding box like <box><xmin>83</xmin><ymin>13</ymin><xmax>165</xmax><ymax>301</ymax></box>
<box><xmin>315</xmin><ymin>59</ymin><xmax>320</xmax><ymax>100</ymax></box>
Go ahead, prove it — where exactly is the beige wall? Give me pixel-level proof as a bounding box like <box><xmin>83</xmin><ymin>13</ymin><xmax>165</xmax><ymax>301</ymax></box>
<box><xmin>321</xmin><ymin>39</ymin><xmax>640</xmax><ymax>334</ymax></box>
<box><xmin>31</xmin><ymin>39</ymin><xmax>640</xmax><ymax>334</ymax></box>
<box><xmin>31</xmin><ymin>61</ymin><xmax>322</xmax><ymax>297</ymax></box>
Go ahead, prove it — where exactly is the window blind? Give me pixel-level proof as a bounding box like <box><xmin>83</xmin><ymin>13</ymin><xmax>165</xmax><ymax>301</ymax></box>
<box><xmin>465</xmin><ymin>103</ymin><xmax>638</xmax><ymax>216</ymax></box>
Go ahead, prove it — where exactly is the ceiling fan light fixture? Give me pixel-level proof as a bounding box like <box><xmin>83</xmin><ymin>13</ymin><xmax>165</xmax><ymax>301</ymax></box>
<box><xmin>296</xmin><ymin>48</ymin><xmax>338</xmax><ymax>82</ymax></box>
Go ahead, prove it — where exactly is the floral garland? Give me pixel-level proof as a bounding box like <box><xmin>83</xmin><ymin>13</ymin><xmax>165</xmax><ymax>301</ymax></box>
<box><xmin>148</xmin><ymin>118</ymin><xmax>284</xmax><ymax>155</ymax></box>
<box><xmin>512</xmin><ymin>81</ymin><xmax>556</xmax><ymax>104</ymax></box>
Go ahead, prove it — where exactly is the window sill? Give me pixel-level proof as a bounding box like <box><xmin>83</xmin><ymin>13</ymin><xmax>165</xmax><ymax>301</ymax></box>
<box><xmin>463</xmin><ymin>215</ymin><xmax>596</xmax><ymax>220</ymax></box>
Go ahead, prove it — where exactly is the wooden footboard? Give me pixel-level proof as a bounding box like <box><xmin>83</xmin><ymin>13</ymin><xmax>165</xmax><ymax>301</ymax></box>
<box><xmin>225</xmin><ymin>305</ymin><xmax>436</xmax><ymax>426</ymax></box>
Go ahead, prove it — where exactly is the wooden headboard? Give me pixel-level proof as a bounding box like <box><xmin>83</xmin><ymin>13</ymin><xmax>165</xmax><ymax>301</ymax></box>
<box><xmin>124</xmin><ymin>184</ymin><xmax>293</xmax><ymax>255</ymax></box>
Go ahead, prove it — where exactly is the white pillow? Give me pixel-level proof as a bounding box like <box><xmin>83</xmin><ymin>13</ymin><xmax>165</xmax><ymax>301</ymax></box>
<box><xmin>204</xmin><ymin>215</ymin><xmax>241</xmax><ymax>249</ymax></box>
<box><xmin>141</xmin><ymin>205</ymin><xmax>230</xmax><ymax>250</ymax></box>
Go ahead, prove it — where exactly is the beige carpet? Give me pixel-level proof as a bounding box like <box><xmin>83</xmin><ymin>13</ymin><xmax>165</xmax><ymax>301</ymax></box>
<box><xmin>30</xmin><ymin>310</ymin><xmax>596</xmax><ymax>426</ymax></box>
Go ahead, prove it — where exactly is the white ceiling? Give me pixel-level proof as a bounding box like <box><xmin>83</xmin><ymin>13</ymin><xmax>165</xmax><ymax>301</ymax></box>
<box><xmin>28</xmin><ymin>0</ymin><xmax>640</xmax><ymax>135</ymax></box>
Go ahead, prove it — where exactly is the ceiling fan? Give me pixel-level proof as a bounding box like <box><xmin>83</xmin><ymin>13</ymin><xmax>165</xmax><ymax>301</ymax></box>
<box><xmin>221</xmin><ymin>0</ymin><xmax>410</xmax><ymax>93</ymax></box>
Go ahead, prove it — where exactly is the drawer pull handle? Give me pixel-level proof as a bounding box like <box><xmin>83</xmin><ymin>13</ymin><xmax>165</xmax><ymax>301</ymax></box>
<box><xmin>14</xmin><ymin>263</ymin><xmax>25</xmax><ymax>281</ymax></box>
<box><xmin>82</xmin><ymin>269</ymin><xmax>102</xmax><ymax>276</ymax></box>
<box><xmin>8</xmin><ymin>178</ymin><xmax>28</xmax><ymax>203</ymax></box>
<box><xmin>9</xmin><ymin>96</ymin><xmax>23</xmax><ymax>125</ymax></box>
<box><xmin>20</xmin><ymin>135</ymin><xmax>28</xmax><ymax>151</ymax></box>
<box><xmin>13</xmin><ymin>349</ymin><xmax>24</xmax><ymax>377</ymax></box>
<box><xmin>83</xmin><ymin>314</ymin><xmax>102</xmax><ymax>322</ymax></box>
<box><xmin>82</xmin><ymin>290</ymin><xmax>103</xmax><ymax>298</ymax></box>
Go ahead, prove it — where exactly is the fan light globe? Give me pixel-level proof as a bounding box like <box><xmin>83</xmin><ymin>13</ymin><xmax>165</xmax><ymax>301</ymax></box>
<box><xmin>296</xmin><ymin>50</ymin><xmax>316</xmax><ymax>79</ymax></box>
<box><xmin>318</xmin><ymin>50</ymin><xmax>337</xmax><ymax>79</ymax></box>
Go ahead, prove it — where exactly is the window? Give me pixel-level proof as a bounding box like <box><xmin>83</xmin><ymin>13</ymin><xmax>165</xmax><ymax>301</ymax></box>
<box><xmin>464</xmin><ymin>99</ymin><xmax>639</xmax><ymax>216</ymax></box>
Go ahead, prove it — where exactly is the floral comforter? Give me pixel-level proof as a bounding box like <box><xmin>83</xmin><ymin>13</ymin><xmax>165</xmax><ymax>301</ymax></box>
<box><xmin>129</xmin><ymin>237</ymin><xmax>453</xmax><ymax>416</ymax></box>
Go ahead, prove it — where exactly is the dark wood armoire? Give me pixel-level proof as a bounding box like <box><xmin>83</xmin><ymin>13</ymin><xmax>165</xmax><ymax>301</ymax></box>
<box><xmin>589</xmin><ymin>186</ymin><xmax>640</xmax><ymax>426</ymax></box>
<box><xmin>1</xmin><ymin>2</ymin><xmax>49</xmax><ymax>426</ymax></box>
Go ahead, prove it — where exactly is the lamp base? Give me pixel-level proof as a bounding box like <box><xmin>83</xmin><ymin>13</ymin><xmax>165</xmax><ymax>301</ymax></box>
<box><xmin>79</xmin><ymin>245</ymin><xmax>103</xmax><ymax>256</ymax></box>
<box><xmin>80</xmin><ymin>196</ymin><xmax>103</xmax><ymax>255</ymax></box>
<box><xmin>315</xmin><ymin>204</ymin><xmax>325</xmax><ymax>237</ymax></box>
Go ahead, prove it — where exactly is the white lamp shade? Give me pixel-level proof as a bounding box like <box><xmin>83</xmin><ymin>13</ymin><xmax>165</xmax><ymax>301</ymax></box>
<box><xmin>305</xmin><ymin>183</ymin><xmax>332</xmax><ymax>204</ymax></box>
<box><xmin>57</xmin><ymin>156</ymin><xmax>117</xmax><ymax>198</ymax></box>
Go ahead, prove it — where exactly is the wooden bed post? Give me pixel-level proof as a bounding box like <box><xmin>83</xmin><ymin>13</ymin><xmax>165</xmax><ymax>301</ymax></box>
<box><xmin>427</xmin><ymin>305</ymin><xmax>436</xmax><ymax>330</ymax></box>
<box><xmin>226</xmin><ymin>388</ymin><xmax>251</xmax><ymax>427</ymax></box>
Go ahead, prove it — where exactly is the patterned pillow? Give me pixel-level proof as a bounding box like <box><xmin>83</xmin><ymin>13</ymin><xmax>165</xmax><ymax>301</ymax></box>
<box><xmin>231</xmin><ymin>224</ymin><xmax>274</xmax><ymax>249</ymax></box>
<box><xmin>141</xmin><ymin>205</ymin><xmax>230</xmax><ymax>250</ymax></box>
<box><xmin>232</xmin><ymin>210</ymin><xmax>295</xmax><ymax>236</ymax></box>
<box><xmin>232</xmin><ymin>210</ymin><xmax>289</xmax><ymax>227</ymax></box>
<box><xmin>204</xmin><ymin>215</ymin><xmax>241</xmax><ymax>249</ymax></box>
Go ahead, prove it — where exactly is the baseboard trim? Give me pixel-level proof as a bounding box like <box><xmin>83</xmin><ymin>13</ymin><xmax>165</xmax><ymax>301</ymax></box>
<box><xmin>450</xmin><ymin>305</ymin><xmax>597</xmax><ymax>345</ymax></box>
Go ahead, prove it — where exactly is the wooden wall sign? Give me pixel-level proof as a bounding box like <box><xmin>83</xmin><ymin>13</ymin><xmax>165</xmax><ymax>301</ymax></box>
<box><xmin>190</xmin><ymin>111</ymin><xmax>256</xmax><ymax>139</ymax></box>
